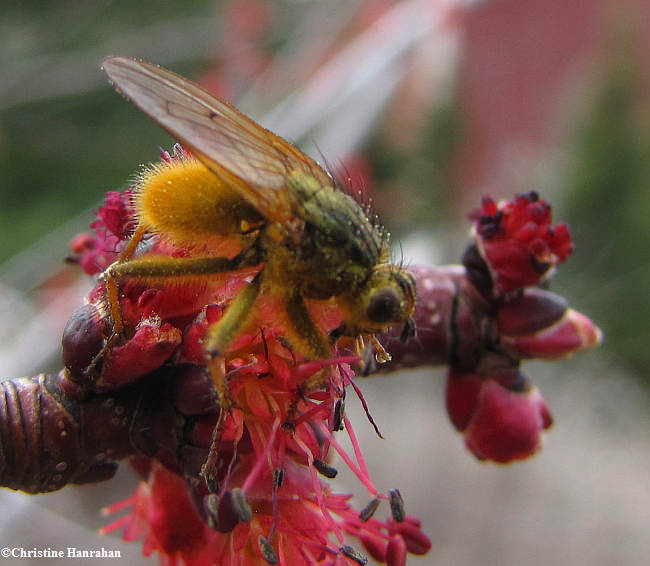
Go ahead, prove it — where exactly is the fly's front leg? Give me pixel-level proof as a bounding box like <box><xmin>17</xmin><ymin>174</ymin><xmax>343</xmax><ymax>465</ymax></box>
<box><xmin>285</xmin><ymin>292</ymin><xmax>333</xmax><ymax>389</ymax></box>
<box><xmin>203</xmin><ymin>270</ymin><xmax>263</xmax><ymax>409</ymax></box>
<box><xmin>280</xmin><ymin>293</ymin><xmax>335</xmax><ymax>430</ymax></box>
<box><xmin>285</xmin><ymin>293</ymin><xmax>331</xmax><ymax>360</ymax></box>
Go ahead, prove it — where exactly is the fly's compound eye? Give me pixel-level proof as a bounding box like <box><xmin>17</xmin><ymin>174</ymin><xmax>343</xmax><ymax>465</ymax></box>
<box><xmin>366</xmin><ymin>288</ymin><xmax>403</xmax><ymax>324</ymax></box>
<box><xmin>362</xmin><ymin>266</ymin><xmax>416</xmax><ymax>330</ymax></box>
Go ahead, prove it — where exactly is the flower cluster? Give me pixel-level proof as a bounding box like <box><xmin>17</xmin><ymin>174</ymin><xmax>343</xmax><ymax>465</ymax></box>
<box><xmin>45</xmin><ymin>171</ymin><xmax>602</xmax><ymax>563</ymax></box>
<box><xmin>443</xmin><ymin>192</ymin><xmax>599</xmax><ymax>462</ymax></box>
<box><xmin>93</xmin><ymin>338</ymin><xmax>431</xmax><ymax>566</ymax></box>
<box><xmin>64</xmin><ymin>148</ymin><xmax>431</xmax><ymax>565</ymax></box>
<box><xmin>371</xmin><ymin>192</ymin><xmax>600</xmax><ymax>464</ymax></box>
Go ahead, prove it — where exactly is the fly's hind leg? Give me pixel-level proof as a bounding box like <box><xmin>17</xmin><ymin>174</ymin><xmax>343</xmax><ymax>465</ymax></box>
<box><xmin>201</xmin><ymin>270</ymin><xmax>263</xmax><ymax>491</ymax></box>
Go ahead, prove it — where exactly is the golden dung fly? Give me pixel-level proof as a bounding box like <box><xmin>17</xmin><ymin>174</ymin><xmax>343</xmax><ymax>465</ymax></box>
<box><xmin>101</xmin><ymin>57</ymin><xmax>416</xmax><ymax>487</ymax></box>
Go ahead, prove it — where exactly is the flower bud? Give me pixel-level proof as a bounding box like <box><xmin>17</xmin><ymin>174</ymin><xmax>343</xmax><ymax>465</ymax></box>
<box><xmin>501</xmin><ymin>306</ymin><xmax>603</xmax><ymax>359</ymax></box>
<box><xmin>359</xmin><ymin>531</ymin><xmax>387</xmax><ymax>563</ymax></box>
<box><xmin>387</xmin><ymin>517</ymin><xmax>432</xmax><ymax>555</ymax></box>
<box><xmin>62</xmin><ymin>303</ymin><xmax>109</xmax><ymax>386</ymax></box>
<box><xmin>446</xmin><ymin>370</ymin><xmax>552</xmax><ymax>462</ymax></box>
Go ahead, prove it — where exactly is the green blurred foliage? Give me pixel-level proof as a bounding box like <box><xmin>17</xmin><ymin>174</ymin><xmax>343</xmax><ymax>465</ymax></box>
<box><xmin>561</xmin><ymin>50</ymin><xmax>650</xmax><ymax>382</ymax></box>
<box><xmin>366</xmin><ymin>100</ymin><xmax>462</xmax><ymax>259</ymax></box>
<box><xmin>0</xmin><ymin>91</ymin><xmax>171</xmax><ymax>261</ymax></box>
<box><xmin>0</xmin><ymin>0</ymin><xmax>215</xmax><ymax>264</ymax></box>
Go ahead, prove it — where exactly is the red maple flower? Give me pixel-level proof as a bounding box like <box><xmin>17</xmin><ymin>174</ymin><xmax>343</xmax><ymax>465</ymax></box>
<box><xmin>99</xmin><ymin>342</ymin><xmax>432</xmax><ymax>565</ymax></box>
<box><xmin>469</xmin><ymin>192</ymin><xmax>573</xmax><ymax>296</ymax></box>
<box><xmin>69</xmin><ymin>190</ymin><xmax>135</xmax><ymax>276</ymax></box>
<box><xmin>70</xmin><ymin>149</ymin><xmax>432</xmax><ymax>564</ymax></box>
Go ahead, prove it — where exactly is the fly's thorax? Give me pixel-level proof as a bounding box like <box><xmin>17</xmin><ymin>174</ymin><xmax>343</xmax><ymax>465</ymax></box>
<box><xmin>280</xmin><ymin>171</ymin><xmax>387</xmax><ymax>299</ymax></box>
<box><xmin>134</xmin><ymin>156</ymin><xmax>264</xmax><ymax>249</ymax></box>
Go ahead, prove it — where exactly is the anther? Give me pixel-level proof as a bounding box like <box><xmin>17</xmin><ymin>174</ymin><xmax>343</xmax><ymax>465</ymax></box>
<box><xmin>232</xmin><ymin>488</ymin><xmax>252</xmax><ymax>522</ymax></box>
<box><xmin>258</xmin><ymin>535</ymin><xmax>279</xmax><ymax>564</ymax></box>
<box><xmin>313</xmin><ymin>459</ymin><xmax>338</xmax><ymax>479</ymax></box>
<box><xmin>340</xmin><ymin>545</ymin><xmax>368</xmax><ymax>565</ymax></box>
<box><xmin>389</xmin><ymin>489</ymin><xmax>405</xmax><ymax>522</ymax></box>
<box><xmin>333</xmin><ymin>398</ymin><xmax>345</xmax><ymax>431</ymax></box>
<box><xmin>359</xmin><ymin>497</ymin><xmax>381</xmax><ymax>522</ymax></box>
<box><xmin>273</xmin><ymin>468</ymin><xmax>284</xmax><ymax>489</ymax></box>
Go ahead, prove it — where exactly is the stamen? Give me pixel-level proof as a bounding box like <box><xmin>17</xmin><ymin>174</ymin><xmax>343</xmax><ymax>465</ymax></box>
<box><xmin>313</xmin><ymin>459</ymin><xmax>338</xmax><ymax>479</ymax></box>
<box><xmin>220</xmin><ymin>430</ymin><xmax>240</xmax><ymax>494</ymax></box>
<box><xmin>231</xmin><ymin>488</ymin><xmax>252</xmax><ymax>522</ymax></box>
<box><xmin>345</xmin><ymin>375</ymin><xmax>383</xmax><ymax>439</ymax></box>
<box><xmin>300</xmin><ymin>546</ymin><xmax>320</xmax><ymax>565</ymax></box>
<box><xmin>316</xmin><ymin>422</ymin><xmax>377</xmax><ymax>496</ymax></box>
<box><xmin>98</xmin><ymin>514</ymin><xmax>132</xmax><ymax>535</ymax></box>
<box><xmin>343</xmin><ymin>416</ymin><xmax>370</xmax><ymax>480</ymax></box>
<box><xmin>101</xmin><ymin>494</ymin><xmax>136</xmax><ymax>515</ymax></box>
<box><xmin>293</xmin><ymin>401</ymin><xmax>330</xmax><ymax>428</ymax></box>
<box><xmin>241</xmin><ymin>416</ymin><xmax>281</xmax><ymax>492</ymax></box>
<box><xmin>268</xmin><ymin>467</ymin><xmax>283</xmax><ymax>540</ymax></box>
<box><xmin>293</xmin><ymin>436</ymin><xmax>343</xmax><ymax>543</ymax></box>
<box><xmin>260</xmin><ymin>327</ymin><xmax>269</xmax><ymax>361</ymax></box>
<box><xmin>340</xmin><ymin>544</ymin><xmax>368</xmax><ymax>565</ymax></box>
<box><xmin>273</xmin><ymin>467</ymin><xmax>285</xmax><ymax>489</ymax></box>
<box><xmin>171</xmin><ymin>142</ymin><xmax>185</xmax><ymax>159</ymax></box>
<box><xmin>333</xmin><ymin>398</ymin><xmax>345</xmax><ymax>431</ymax></box>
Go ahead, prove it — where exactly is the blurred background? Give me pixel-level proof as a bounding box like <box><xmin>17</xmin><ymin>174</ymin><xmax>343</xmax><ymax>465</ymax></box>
<box><xmin>0</xmin><ymin>0</ymin><xmax>648</xmax><ymax>565</ymax></box>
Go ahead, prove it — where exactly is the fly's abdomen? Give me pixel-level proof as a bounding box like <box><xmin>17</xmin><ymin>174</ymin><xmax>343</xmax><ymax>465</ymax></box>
<box><xmin>135</xmin><ymin>155</ymin><xmax>263</xmax><ymax>250</ymax></box>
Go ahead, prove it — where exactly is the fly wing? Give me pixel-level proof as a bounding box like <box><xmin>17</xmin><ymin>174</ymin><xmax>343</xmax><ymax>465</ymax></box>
<box><xmin>102</xmin><ymin>56</ymin><xmax>333</xmax><ymax>224</ymax></box>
